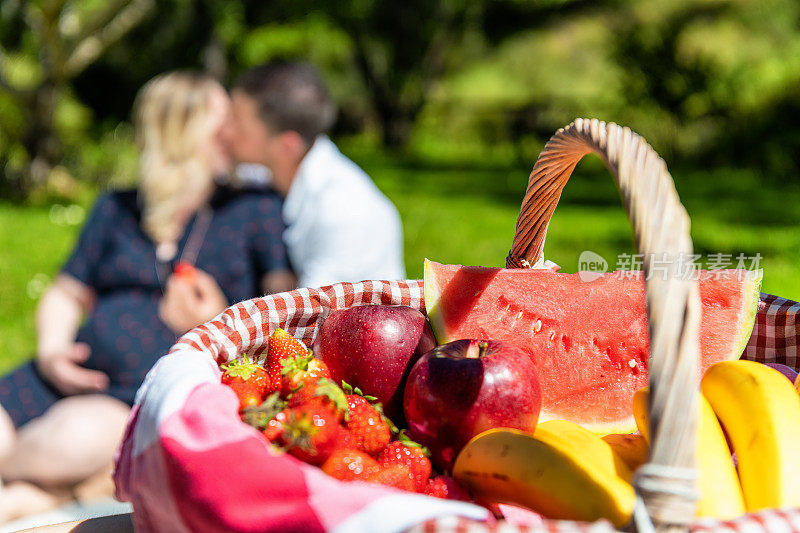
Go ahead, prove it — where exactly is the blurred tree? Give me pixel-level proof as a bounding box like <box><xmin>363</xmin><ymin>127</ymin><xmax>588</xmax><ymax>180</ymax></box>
<box><xmin>417</xmin><ymin>0</ymin><xmax>800</xmax><ymax>174</ymax></box>
<box><xmin>4</xmin><ymin>0</ymin><xmax>800</xmax><ymax>202</ymax></box>
<box><xmin>248</xmin><ymin>1</ymin><xmax>605</xmax><ymax>148</ymax></box>
<box><xmin>248</xmin><ymin>1</ymin><xmax>488</xmax><ymax>148</ymax></box>
<box><xmin>324</xmin><ymin>0</ymin><xmax>487</xmax><ymax>147</ymax></box>
<box><xmin>0</xmin><ymin>0</ymin><xmax>154</xmax><ymax>200</ymax></box>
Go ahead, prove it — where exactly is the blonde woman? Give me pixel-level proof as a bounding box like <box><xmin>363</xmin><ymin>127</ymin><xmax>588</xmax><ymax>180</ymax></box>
<box><xmin>0</xmin><ymin>72</ymin><xmax>292</xmax><ymax>521</ymax></box>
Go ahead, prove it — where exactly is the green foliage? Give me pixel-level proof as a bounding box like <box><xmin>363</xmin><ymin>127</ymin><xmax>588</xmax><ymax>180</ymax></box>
<box><xmin>5</xmin><ymin>0</ymin><xmax>800</xmax><ymax>199</ymax></box>
<box><xmin>0</xmin><ymin>0</ymin><xmax>155</xmax><ymax>200</ymax></box>
<box><xmin>408</xmin><ymin>0</ymin><xmax>800</xmax><ymax>176</ymax></box>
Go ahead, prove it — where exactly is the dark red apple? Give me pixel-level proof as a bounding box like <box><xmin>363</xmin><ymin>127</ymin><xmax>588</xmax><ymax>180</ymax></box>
<box><xmin>313</xmin><ymin>305</ymin><xmax>436</xmax><ymax>421</ymax></box>
<box><xmin>404</xmin><ymin>339</ymin><xmax>542</xmax><ymax>471</ymax></box>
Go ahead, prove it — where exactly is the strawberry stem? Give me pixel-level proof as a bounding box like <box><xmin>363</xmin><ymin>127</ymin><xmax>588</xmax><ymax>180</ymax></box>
<box><xmin>221</xmin><ymin>355</ymin><xmax>262</xmax><ymax>381</ymax></box>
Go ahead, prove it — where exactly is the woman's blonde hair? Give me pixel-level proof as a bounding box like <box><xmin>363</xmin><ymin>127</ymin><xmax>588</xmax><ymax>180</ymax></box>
<box><xmin>134</xmin><ymin>71</ymin><xmax>224</xmax><ymax>244</ymax></box>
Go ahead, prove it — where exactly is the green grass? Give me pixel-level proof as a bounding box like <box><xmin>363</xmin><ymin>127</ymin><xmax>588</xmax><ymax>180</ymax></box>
<box><xmin>3</xmin><ymin>153</ymin><xmax>800</xmax><ymax>374</ymax></box>
<box><xmin>0</xmin><ymin>202</ymin><xmax>86</xmax><ymax>373</ymax></box>
<box><xmin>364</xmin><ymin>151</ymin><xmax>800</xmax><ymax>303</ymax></box>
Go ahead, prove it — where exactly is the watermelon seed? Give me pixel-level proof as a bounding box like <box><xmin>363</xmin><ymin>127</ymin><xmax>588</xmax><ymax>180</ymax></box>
<box><xmin>628</xmin><ymin>359</ymin><xmax>637</xmax><ymax>368</ymax></box>
<box><xmin>533</xmin><ymin>319</ymin><xmax>542</xmax><ymax>333</ymax></box>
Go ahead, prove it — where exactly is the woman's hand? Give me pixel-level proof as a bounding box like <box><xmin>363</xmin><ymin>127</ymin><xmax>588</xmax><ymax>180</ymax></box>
<box><xmin>35</xmin><ymin>274</ymin><xmax>102</xmax><ymax>395</ymax></box>
<box><xmin>158</xmin><ymin>268</ymin><xmax>228</xmax><ymax>334</ymax></box>
<box><xmin>36</xmin><ymin>343</ymin><xmax>109</xmax><ymax>395</ymax></box>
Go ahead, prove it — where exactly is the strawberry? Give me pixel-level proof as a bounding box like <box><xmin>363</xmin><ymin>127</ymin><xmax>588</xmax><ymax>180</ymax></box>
<box><xmin>288</xmin><ymin>378</ymin><xmax>349</xmax><ymax>420</ymax></box>
<box><xmin>333</xmin><ymin>427</ymin><xmax>355</xmax><ymax>450</ymax></box>
<box><xmin>345</xmin><ymin>394</ymin><xmax>391</xmax><ymax>455</ymax></box>
<box><xmin>221</xmin><ymin>355</ymin><xmax>272</xmax><ymax>398</ymax></box>
<box><xmin>281</xmin><ymin>354</ymin><xmax>331</xmax><ymax>396</ymax></box>
<box><xmin>377</xmin><ymin>435</ymin><xmax>432</xmax><ymax>492</ymax></box>
<box><xmin>367</xmin><ymin>464</ymin><xmax>417</xmax><ymax>492</ymax></box>
<box><xmin>266</xmin><ymin>328</ymin><xmax>309</xmax><ymax>389</ymax></box>
<box><xmin>424</xmin><ymin>475</ymin><xmax>471</xmax><ymax>501</ymax></box>
<box><xmin>279</xmin><ymin>402</ymin><xmax>342</xmax><ymax>465</ymax></box>
<box><xmin>173</xmin><ymin>261</ymin><xmax>197</xmax><ymax>281</ymax></box>
<box><xmin>262</xmin><ymin>409</ymin><xmax>289</xmax><ymax>443</ymax></box>
<box><xmin>240</xmin><ymin>392</ymin><xmax>287</xmax><ymax>440</ymax></box>
<box><xmin>227</xmin><ymin>381</ymin><xmax>264</xmax><ymax>411</ymax></box>
<box><xmin>321</xmin><ymin>449</ymin><xmax>381</xmax><ymax>482</ymax></box>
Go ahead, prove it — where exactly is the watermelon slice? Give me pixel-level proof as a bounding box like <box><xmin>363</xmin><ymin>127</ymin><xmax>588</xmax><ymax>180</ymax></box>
<box><xmin>424</xmin><ymin>259</ymin><xmax>761</xmax><ymax>433</ymax></box>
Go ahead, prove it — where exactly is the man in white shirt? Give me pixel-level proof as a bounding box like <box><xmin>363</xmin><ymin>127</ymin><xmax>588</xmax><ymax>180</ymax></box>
<box><xmin>228</xmin><ymin>61</ymin><xmax>406</xmax><ymax>289</ymax></box>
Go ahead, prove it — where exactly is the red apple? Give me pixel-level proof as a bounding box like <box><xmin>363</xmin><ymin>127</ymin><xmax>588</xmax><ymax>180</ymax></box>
<box><xmin>313</xmin><ymin>305</ymin><xmax>436</xmax><ymax>421</ymax></box>
<box><xmin>404</xmin><ymin>339</ymin><xmax>542</xmax><ymax>471</ymax></box>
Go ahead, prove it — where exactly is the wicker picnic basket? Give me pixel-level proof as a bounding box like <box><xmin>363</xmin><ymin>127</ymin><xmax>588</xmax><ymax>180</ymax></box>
<box><xmin>114</xmin><ymin>119</ymin><xmax>800</xmax><ymax>532</ymax></box>
<box><xmin>509</xmin><ymin>118</ymin><xmax>702</xmax><ymax>531</ymax></box>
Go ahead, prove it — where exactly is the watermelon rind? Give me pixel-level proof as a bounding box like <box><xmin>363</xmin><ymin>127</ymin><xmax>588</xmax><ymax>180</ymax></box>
<box><xmin>423</xmin><ymin>258</ymin><xmax>449</xmax><ymax>345</ymax></box>
<box><xmin>731</xmin><ymin>269</ymin><xmax>761</xmax><ymax>363</ymax></box>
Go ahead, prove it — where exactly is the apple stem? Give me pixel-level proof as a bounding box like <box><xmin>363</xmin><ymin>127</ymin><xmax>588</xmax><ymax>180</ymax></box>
<box><xmin>478</xmin><ymin>341</ymin><xmax>488</xmax><ymax>358</ymax></box>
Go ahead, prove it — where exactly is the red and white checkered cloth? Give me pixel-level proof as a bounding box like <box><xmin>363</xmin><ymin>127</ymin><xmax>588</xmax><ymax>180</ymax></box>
<box><xmin>408</xmin><ymin>508</ymin><xmax>800</xmax><ymax>532</ymax></box>
<box><xmin>113</xmin><ymin>280</ymin><xmax>800</xmax><ymax>533</ymax></box>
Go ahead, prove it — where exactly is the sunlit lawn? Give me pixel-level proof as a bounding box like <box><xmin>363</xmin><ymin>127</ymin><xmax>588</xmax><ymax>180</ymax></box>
<box><xmin>375</xmin><ymin>151</ymin><xmax>800</xmax><ymax>300</ymax></box>
<box><xmin>2</xmin><ymin>150</ymin><xmax>800</xmax><ymax>374</ymax></box>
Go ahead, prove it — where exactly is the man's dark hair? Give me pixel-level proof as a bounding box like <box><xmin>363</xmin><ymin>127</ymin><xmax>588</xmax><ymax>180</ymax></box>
<box><xmin>234</xmin><ymin>60</ymin><xmax>337</xmax><ymax>146</ymax></box>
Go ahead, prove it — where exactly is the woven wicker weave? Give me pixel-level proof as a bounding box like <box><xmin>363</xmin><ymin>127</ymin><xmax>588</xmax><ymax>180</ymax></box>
<box><xmin>508</xmin><ymin>119</ymin><xmax>701</xmax><ymax>532</ymax></box>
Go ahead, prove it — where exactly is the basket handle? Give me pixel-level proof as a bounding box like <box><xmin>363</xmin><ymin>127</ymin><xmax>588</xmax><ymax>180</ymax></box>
<box><xmin>508</xmin><ymin>119</ymin><xmax>700</xmax><ymax>531</ymax></box>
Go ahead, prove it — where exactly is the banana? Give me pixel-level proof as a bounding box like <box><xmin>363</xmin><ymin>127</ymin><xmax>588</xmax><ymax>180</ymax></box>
<box><xmin>601</xmin><ymin>433</ymin><xmax>648</xmax><ymax>475</ymax></box>
<box><xmin>695</xmin><ymin>394</ymin><xmax>746</xmax><ymax>518</ymax></box>
<box><xmin>702</xmin><ymin>360</ymin><xmax>800</xmax><ymax>512</ymax></box>
<box><xmin>536</xmin><ymin>420</ymin><xmax>634</xmax><ymax>481</ymax></box>
<box><xmin>452</xmin><ymin>421</ymin><xmax>635</xmax><ymax>527</ymax></box>
<box><xmin>631</xmin><ymin>386</ymin><xmax>744</xmax><ymax>519</ymax></box>
<box><xmin>632</xmin><ymin>388</ymin><xmax>649</xmax><ymax>443</ymax></box>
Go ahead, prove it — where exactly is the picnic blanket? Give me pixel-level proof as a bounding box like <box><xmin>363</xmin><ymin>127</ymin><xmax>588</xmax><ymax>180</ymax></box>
<box><xmin>113</xmin><ymin>280</ymin><xmax>800</xmax><ymax>532</ymax></box>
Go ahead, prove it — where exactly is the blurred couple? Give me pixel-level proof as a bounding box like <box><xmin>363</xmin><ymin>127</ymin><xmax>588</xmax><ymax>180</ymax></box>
<box><xmin>0</xmin><ymin>61</ymin><xmax>405</xmax><ymax>522</ymax></box>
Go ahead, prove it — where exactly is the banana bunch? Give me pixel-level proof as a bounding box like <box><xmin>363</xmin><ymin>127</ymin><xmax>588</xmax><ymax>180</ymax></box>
<box><xmin>632</xmin><ymin>387</ymin><xmax>745</xmax><ymax>519</ymax></box>
<box><xmin>701</xmin><ymin>360</ymin><xmax>800</xmax><ymax>512</ymax></box>
<box><xmin>452</xmin><ymin>420</ymin><xmax>635</xmax><ymax>527</ymax></box>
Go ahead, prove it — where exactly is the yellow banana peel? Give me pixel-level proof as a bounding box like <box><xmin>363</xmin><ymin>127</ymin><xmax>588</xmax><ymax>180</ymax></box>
<box><xmin>702</xmin><ymin>360</ymin><xmax>800</xmax><ymax>512</ymax></box>
<box><xmin>452</xmin><ymin>422</ymin><xmax>635</xmax><ymax>528</ymax></box>
<box><xmin>632</xmin><ymin>388</ymin><xmax>649</xmax><ymax>444</ymax></box>
<box><xmin>631</xmin><ymin>386</ymin><xmax>744</xmax><ymax>519</ymax></box>
<box><xmin>601</xmin><ymin>433</ymin><xmax>648</xmax><ymax>475</ymax></box>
